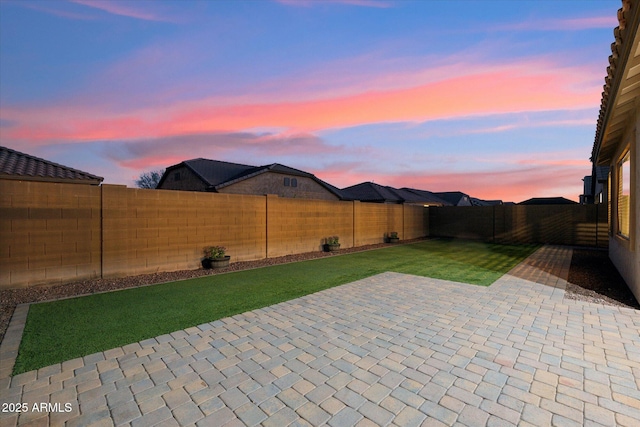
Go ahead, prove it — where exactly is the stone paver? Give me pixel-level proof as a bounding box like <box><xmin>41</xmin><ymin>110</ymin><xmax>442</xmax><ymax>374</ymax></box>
<box><xmin>1</xmin><ymin>245</ymin><xmax>640</xmax><ymax>426</ymax></box>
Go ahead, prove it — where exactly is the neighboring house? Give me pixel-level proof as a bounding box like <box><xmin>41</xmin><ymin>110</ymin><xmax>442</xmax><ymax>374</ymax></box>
<box><xmin>0</xmin><ymin>145</ymin><xmax>103</xmax><ymax>185</ymax></box>
<box><xmin>470</xmin><ymin>197</ymin><xmax>503</xmax><ymax>207</ymax></box>
<box><xmin>590</xmin><ymin>0</ymin><xmax>639</xmax><ymax>301</ymax></box>
<box><xmin>580</xmin><ymin>175</ymin><xmax>594</xmax><ymax>205</ymax></box>
<box><xmin>593</xmin><ymin>166</ymin><xmax>610</xmax><ymax>205</ymax></box>
<box><xmin>156</xmin><ymin>158</ymin><xmax>343</xmax><ymax>201</ymax></box>
<box><xmin>518</xmin><ymin>197</ymin><xmax>578</xmax><ymax>205</ymax></box>
<box><xmin>581</xmin><ymin>166</ymin><xmax>610</xmax><ymax>204</ymax></box>
<box><xmin>341</xmin><ymin>182</ymin><xmax>404</xmax><ymax>204</ymax></box>
<box><xmin>433</xmin><ymin>191</ymin><xmax>473</xmax><ymax>206</ymax></box>
<box><xmin>398</xmin><ymin>188</ymin><xmax>451</xmax><ymax>206</ymax></box>
<box><xmin>340</xmin><ymin>182</ymin><xmax>451</xmax><ymax>206</ymax></box>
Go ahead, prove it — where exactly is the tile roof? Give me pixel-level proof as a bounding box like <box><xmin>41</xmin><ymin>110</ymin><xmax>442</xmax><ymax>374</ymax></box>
<box><xmin>592</xmin><ymin>0</ymin><xmax>640</xmax><ymax>165</ymax></box>
<box><xmin>341</xmin><ymin>182</ymin><xmax>404</xmax><ymax>203</ymax></box>
<box><xmin>340</xmin><ymin>183</ymin><xmax>453</xmax><ymax>205</ymax></box>
<box><xmin>176</xmin><ymin>158</ymin><xmax>256</xmax><ymax>188</ymax></box>
<box><xmin>470</xmin><ymin>197</ymin><xmax>503</xmax><ymax>207</ymax></box>
<box><xmin>0</xmin><ymin>145</ymin><xmax>103</xmax><ymax>184</ymax></box>
<box><xmin>399</xmin><ymin>188</ymin><xmax>451</xmax><ymax>205</ymax></box>
<box><xmin>433</xmin><ymin>191</ymin><xmax>471</xmax><ymax>206</ymax></box>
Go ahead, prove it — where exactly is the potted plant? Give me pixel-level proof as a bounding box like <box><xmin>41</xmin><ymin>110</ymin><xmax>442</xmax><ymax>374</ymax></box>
<box><xmin>387</xmin><ymin>232</ymin><xmax>399</xmax><ymax>243</ymax></box>
<box><xmin>202</xmin><ymin>245</ymin><xmax>230</xmax><ymax>269</ymax></box>
<box><xmin>324</xmin><ymin>236</ymin><xmax>340</xmax><ymax>252</ymax></box>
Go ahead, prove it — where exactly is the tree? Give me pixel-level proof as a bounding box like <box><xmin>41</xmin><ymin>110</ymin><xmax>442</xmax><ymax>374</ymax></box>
<box><xmin>135</xmin><ymin>169</ymin><xmax>164</xmax><ymax>189</ymax></box>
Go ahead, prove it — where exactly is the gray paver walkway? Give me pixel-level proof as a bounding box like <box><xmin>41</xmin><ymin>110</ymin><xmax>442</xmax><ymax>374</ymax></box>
<box><xmin>1</xmin><ymin>245</ymin><xmax>639</xmax><ymax>426</ymax></box>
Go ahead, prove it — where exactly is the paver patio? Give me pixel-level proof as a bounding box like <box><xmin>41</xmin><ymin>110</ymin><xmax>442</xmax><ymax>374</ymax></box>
<box><xmin>1</xmin><ymin>245</ymin><xmax>639</xmax><ymax>426</ymax></box>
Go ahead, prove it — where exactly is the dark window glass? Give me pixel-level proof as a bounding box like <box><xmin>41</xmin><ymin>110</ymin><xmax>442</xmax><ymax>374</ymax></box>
<box><xmin>174</xmin><ymin>172</ymin><xmax>181</xmax><ymax>181</ymax></box>
<box><xmin>291</xmin><ymin>178</ymin><xmax>298</xmax><ymax>187</ymax></box>
<box><xmin>284</xmin><ymin>177</ymin><xmax>290</xmax><ymax>186</ymax></box>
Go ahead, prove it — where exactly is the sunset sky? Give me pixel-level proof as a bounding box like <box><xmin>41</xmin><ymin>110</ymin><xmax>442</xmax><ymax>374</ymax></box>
<box><xmin>0</xmin><ymin>0</ymin><xmax>619</xmax><ymax>202</ymax></box>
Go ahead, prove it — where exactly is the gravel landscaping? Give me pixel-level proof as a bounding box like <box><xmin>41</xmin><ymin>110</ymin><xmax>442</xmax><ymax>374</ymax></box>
<box><xmin>565</xmin><ymin>248</ymin><xmax>639</xmax><ymax>309</ymax></box>
<box><xmin>1</xmin><ymin>241</ymin><xmax>637</xmax><ymax>345</ymax></box>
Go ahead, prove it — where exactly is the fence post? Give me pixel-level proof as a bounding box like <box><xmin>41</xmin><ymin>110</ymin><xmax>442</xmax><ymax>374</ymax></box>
<box><xmin>492</xmin><ymin>205</ymin><xmax>496</xmax><ymax>243</ymax></box>
<box><xmin>100</xmin><ymin>184</ymin><xmax>104</xmax><ymax>279</ymax></box>
<box><xmin>353</xmin><ymin>200</ymin><xmax>359</xmax><ymax>247</ymax></box>
<box><xmin>593</xmin><ymin>203</ymin><xmax>600</xmax><ymax>248</ymax></box>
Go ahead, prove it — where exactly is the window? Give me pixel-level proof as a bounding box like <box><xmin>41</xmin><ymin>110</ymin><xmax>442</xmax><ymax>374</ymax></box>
<box><xmin>284</xmin><ymin>177</ymin><xmax>290</xmax><ymax>186</ymax></box>
<box><xmin>608</xmin><ymin>171</ymin><xmax>612</xmax><ymax>234</ymax></box>
<box><xmin>291</xmin><ymin>178</ymin><xmax>297</xmax><ymax>188</ymax></box>
<box><xmin>617</xmin><ymin>150</ymin><xmax>630</xmax><ymax>238</ymax></box>
<box><xmin>174</xmin><ymin>172</ymin><xmax>181</xmax><ymax>181</ymax></box>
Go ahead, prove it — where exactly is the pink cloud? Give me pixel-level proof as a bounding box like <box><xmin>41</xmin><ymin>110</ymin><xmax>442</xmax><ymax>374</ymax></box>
<box><xmin>312</xmin><ymin>151</ymin><xmax>589</xmax><ymax>203</ymax></box>
<box><xmin>101</xmin><ymin>131</ymin><xmax>340</xmax><ymax>171</ymax></box>
<box><xmin>455</xmin><ymin>117</ymin><xmax>595</xmax><ymax>137</ymax></box>
<box><xmin>376</xmin><ymin>166</ymin><xmax>584</xmax><ymax>203</ymax></box>
<box><xmin>1</xmin><ymin>59</ymin><xmax>600</xmax><ymax>145</ymax></box>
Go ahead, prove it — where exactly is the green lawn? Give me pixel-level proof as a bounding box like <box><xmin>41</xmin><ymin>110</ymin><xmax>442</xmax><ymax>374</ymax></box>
<box><xmin>14</xmin><ymin>239</ymin><xmax>538</xmax><ymax>374</ymax></box>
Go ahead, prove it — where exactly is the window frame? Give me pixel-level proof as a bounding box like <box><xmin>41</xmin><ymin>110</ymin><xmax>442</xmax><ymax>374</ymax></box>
<box><xmin>616</xmin><ymin>149</ymin><xmax>631</xmax><ymax>239</ymax></box>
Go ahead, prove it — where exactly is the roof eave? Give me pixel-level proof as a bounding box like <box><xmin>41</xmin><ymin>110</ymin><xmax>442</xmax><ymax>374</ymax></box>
<box><xmin>592</xmin><ymin>0</ymin><xmax>640</xmax><ymax>166</ymax></box>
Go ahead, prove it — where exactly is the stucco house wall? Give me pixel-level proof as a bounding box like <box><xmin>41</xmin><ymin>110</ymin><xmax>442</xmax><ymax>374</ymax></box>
<box><xmin>608</xmin><ymin>110</ymin><xmax>639</xmax><ymax>301</ymax></box>
<box><xmin>591</xmin><ymin>0</ymin><xmax>639</xmax><ymax>303</ymax></box>
<box><xmin>220</xmin><ymin>172</ymin><xmax>340</xmax><ymax>201</ymax></box>
<box><xmin>156</xmin><ymin>166</ymin><xmax>208</xmax><ymax>191</ymax></box>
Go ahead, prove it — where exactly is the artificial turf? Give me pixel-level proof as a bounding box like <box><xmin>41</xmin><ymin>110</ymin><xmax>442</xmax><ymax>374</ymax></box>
<box><xmin>13</xmin><ymin>239</ymin><xmax>538</xmax><ymax>374</ymax></box>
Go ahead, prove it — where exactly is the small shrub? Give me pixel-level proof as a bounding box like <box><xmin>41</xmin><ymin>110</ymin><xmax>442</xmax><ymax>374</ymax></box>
<box><xmin>326</xmin><ymin>236</ymin><xmax>339</xmax><ymax>245</ymax></box>
<box><xmin>204</xmin><ymin>245</ymin><xmax>226</xmax><ymax>259</ymax></box>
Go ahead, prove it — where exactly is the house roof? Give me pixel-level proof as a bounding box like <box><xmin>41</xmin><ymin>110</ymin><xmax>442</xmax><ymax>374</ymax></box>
<box><xmin>470</xmin><ymin>198</ymin><xmax>503</xmax><ymax>207</ymax></box>
<box><xmin>433</xmin><ymin>191</ymin><xmax>470</xmax><ymax>206</ymax></box>
<box><xmin>518</xmin><ymin>197</ymin><xmax>578</xmax><ymax>205</ymax></box>
<box><xmin>158</xmin><ymin>158</ymin><xmax>344</xmax><ymax>198</ymax></box>
<box><xmin>399</xmin><ymin>188</ymin><xmax>451</xmax><ymax>206</ymax></box>
<box><xmin>175</xmin><ymin>158</ymin><xmax>256</xmax><ymax>188</ymax></box>
<box><xmin>0</xmin><ymin>145</ymin><xmax>103</xmax><ymax>185</ymax></box>
<box><xmin>592</xmin><ymin>0</ymin><xmax>640</xmax><ymax>166</ymax></box>
<box><xmin>341</xmin><ymin>182</ymin><xmax>404</xmax><ymax>203</ymax></box>
<box><xmin>340</xmin><ymin>183</ymin><xmax>452</xmax><ymax>205</ymax></box>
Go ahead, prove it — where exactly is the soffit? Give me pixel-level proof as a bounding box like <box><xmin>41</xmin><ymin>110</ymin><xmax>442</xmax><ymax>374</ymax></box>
<box><xmin>595</xmin><ymin>0</ymin><xmax>640</xmax><ymax>165</ymax></box>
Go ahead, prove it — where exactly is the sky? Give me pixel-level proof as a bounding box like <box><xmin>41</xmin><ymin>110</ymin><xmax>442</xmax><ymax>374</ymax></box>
<box><xmin>0</xmin><ymin>0</ymin><xmax>620</xmax><ymax>202</ymax></box>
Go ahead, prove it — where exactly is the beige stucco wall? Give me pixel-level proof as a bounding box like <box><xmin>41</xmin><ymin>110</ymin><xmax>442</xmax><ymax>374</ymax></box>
<box><xmin>609</xmin><ymin>108</ymin><xmax>639</xmax><ymax>302</ymax></box>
